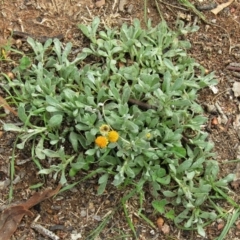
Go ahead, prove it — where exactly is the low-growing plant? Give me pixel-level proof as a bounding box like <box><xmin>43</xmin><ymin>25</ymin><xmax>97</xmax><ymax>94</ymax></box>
<box><xmin>3</xmin><ymin>18</ymin><xmax>236</xmax><ymax>237</ymax></box>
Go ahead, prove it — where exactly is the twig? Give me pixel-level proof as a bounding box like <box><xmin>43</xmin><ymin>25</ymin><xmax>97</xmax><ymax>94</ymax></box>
<box><xmin>112</xmin><ymin>0</ymin><xmax>118</xmax><ymax>10</ymax></box>
<box><xmin>211</xmin><ymin>88</ymin><xmax>230</xmax><ymax>103</ymax></box>
<box><xmin>31</xmin><ymin>215</ymin><xmax>60</xmax><ymax>240</ymax></box>
<box><xmin>223</xmin><ymin>116</ymin><xmax>233</xmax><ymax>132</ymax></box>
<box><xmin>226</xmin><ymin>66</ymin><xmax>240</xmax><ymax>72</ymax></box>
<box><xmin>128</xmin><ymin>98</ymin><xmax>157</xmax><ymax>110</ymax></box>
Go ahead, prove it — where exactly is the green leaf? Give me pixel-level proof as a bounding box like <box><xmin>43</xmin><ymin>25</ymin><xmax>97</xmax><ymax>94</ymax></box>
<box><xmin>69</xmin><ymin>132</ymin><xmax>79</xmax><ymax>152</ymax></box>
<box><xmin>97</xmin><ymin>173</ymin><xmax>108</xmax><ymax>195</ymax></box>
<box><xmin>18</xmin><ymin>104</ymin><xmax>28</xmax><ymax>123</ymax></box>
<box><xmin>42</xmin><ymin>149</ymin><xmax>60</xmax><ymax>158</ymax></box>
<box><xmin>35</xmin><ymin>138</ymin><xmax>45</xmax><ymax>160</ymax></box>
<box><xmin>163</xmin><ymin>190</ymin><xmax>177</xmax><ymax>197</ymax></box>
<box><xmin>29</xmin><ymin>182</ymin><xmax>44</xmax><ymax>189</ymax></box>
<box><xmin>85</xmin><ymin>149</ymin><xmax>96</xmax><ymax>156</ymax></box>
<box><xmin>19</xmin><ymin>56</ymin><xmax>31</xmax><ymax>70</ymax></box>
<box><xmin>122</xmin><ymin>84</ymin><xmax>131</xmax><ymax>104</ymax></box>
<box><xmin>177</xmin><ymin>159</ymin><xmax>193</xmax><ymax>173</ymax></box>
<box><xmin>165</xmin><ymin>209</ymin><xmax>175</xmax><ymax>220</ymax></box>
<box><xmin>3</xmin><ymin>123</ymin><xmax>25</xmax><ymax>132</ymax></box>
<box><xmin>125</xmin><ymin>120</ymin><xmax>139</xmax><ymax>133</ymax></box>
<box><xmin>48</xmin><ymin>114</ymin><xmax>63</xmax><ymax>128</ymax></box>
<box><xmin>163</xmin><ymin>58</ymin><xmax>175</xmax><ymax>72</ymax></box>
<box><xmin>171</xmin><ymin>146</ymin><xmax>186</xmax><ymax>158</ymax></box>
<box><xmin>197</xmin><ymin>224</ymin><xmax>206</xmax><ymax>237</ymax></box>
<box><xmin>152</xmin><ymin>199</ymin><xmax>167</xmax><ymax>214</ymax></box>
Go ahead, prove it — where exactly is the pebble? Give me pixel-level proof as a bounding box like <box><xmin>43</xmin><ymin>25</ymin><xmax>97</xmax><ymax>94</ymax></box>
<box><xmin>70</xmin><ymin>232</ymin><xmax>82</xmax><ymax>240</ymax></box>
<box><xmin>127</xmin><ymin>4</ymin><xmax>133</xmax><ymax>14</ymax></box>
<box><xmin>80</xmin><ymin>209</ymin><xmax>87</xmax><ymax>217</ymax></box>
<box><xmin>119</xmin><ymin>0</ymin><xmax>127</xmax><ymax>11</ymax></box>
<box><xmin>88</xmin><ymin>202</ymin><xmax>95</xmax><ymax>212</ymax></box>
<box><xmin>0</xmin><ymin>178</ymin><xmax>10</xmax><ymax>190</ymax></box>
<box><xmin>92</xmin><ymin>215</ymin><xmax>101</xmax><ymax>221</ymax></box>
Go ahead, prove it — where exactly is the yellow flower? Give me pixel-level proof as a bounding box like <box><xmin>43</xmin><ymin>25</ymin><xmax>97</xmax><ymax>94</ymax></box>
<box><xmin>146</xmin><ymin>133</ymin><xmax>151</xmax><ymax>139</ymax></box>
<box><xmin>99</xmin><ymin>124</ymin><xmax>110</xmax><ymax>136</ymax></box>
<box><xmin>95</xmin><ymin>136</ymin><xmax>108</xmax><ymax>148</ymax></box>
<box><xmin>108</xmin><ymin>130</ymin><xmax>119</xmax><ymax>143</ymax></box>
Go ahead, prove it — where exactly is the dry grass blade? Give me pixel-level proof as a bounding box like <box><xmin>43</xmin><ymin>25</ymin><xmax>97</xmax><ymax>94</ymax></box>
<box><xmin>211</xmin><ymin>0</ymin><xmax>234</xmax><ymax>15</ymax></box>
<box><xmin>0</xmin><ymin>96</ymin><xmax>17</xmax><ymax>116</ymax></box>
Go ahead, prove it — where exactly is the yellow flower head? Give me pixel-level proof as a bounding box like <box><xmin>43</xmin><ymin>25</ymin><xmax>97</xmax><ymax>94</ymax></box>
<box><xmin>146</xmin><ymin>133</ymin><xmax>151</xmax><ymax>139</ymax></box>
<box><xmin>95</xmin><ymin>136</ymin><xmax>108</xmax><ymax>148</ymax></box>
<box><xmin>108</xmin><ymin>130</ymin><xmax>119</xmax><ymax>143</ymax></box>
<box><xmin>99</xmin><ymin>124</ymin><xmax>110</xmax><ymax>136</ymax></box>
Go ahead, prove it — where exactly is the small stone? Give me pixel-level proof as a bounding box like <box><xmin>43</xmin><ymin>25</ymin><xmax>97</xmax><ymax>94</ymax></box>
<box><xmin>232</xmin><ymin>82</ymin><xmax>240</xmax><ymax>97</ymax></box>
<box><xmin>70</xmin><ymin>232</ymin><xmax>82</xmax><ymax>240</ymax></box>
<box><xmin>150</xmin><ymin>229</ymin><xmax>155</xmax><ymax>235</ymax></box>
<box><xmin>95</xmin><ymin>0</ymin><xmax>105</xmax><ymax>8</ymax></box>
<box><xmin>80</xmin><ymin>210</ymin><xmax>87</xmax><ymax>217</ymax></box>
<box><xmin>127</xmin><ymin>4</ymin><xmax>133</xmax><ymax>14</ymax></box>
<box><xmin>88</xmin><ymin>202</ymin><xmax>95</xmax><ymax>212</ymax></box>
<box><xmin>211</xmin><ymin>19</ymin><xmax>217</xmax><ymax>23</ymax></box>
<box><xmin>119</xmin><ymin>0</ymin><xmax>127</xmax><ymax>11</ymax></box>
<box><xmin>93</xmin><ymin>215</ymin><xmax>101</xmax><ymax>221</ymax></box>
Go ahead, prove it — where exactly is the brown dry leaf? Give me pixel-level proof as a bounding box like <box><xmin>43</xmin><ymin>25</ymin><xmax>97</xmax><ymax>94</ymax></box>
<box><xmin>161</xmin><ymin>223</ymin><xmax>170</xmax><ymax>234</ymax></box>
<box><xmin>0</xmin><ymin>184</ymin><xmax>61</xmax><ymax>240</ymax></box>
<box><xmin>211</xmin><ymin>0</ymin><xmax>234</xmax><ymax>15</ymax></box>
<box><xmin>156</xmin><ymin>217</ymin><xmax>164</xmax><ymax>230</ymax></box>
<box><xmin>95</xmin><ymin>0</ymin><xmax>105</xmax><ymax>8</ymax></box>
<box><xmin>236</xmin><ymin>220</ymin><xmax>240</xmax><ymax>230</ymax></box>
<box><xmin>0</xmin><ymin>96</ymin><xmax>18</xmax><ymax>116</ymax></box>
<box><xmin>231</xmin><ymin>179</ymin><xmax>240</xmax><ymax>190</ymax></box>
<box><xmin>118</xmin><ymin>62</ymin><xmax>125</xmax><ymax>68</ymax></box>
<box><xmin>217</xmin><ymin>222</ymin><xmax>225</xmax><ymax>230</ymax></box>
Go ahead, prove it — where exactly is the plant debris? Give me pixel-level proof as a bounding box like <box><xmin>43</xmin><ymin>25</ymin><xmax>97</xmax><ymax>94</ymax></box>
<box><xmin>0</xmin><ymin>185</ymin><xmax>61</xmax><ymax>240</ymax></box>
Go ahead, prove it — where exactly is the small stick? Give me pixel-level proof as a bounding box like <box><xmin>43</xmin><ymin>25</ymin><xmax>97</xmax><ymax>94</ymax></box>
<box><xmin>31</xmin><ymin>215</ymin><xmax>60</xmax><ymax>240</ymax></box>
<box><xmin>223</xmin><ymin>116</ymin><xmax>233</xmax><ymax>132</ymax></box>
<box><xmin>128</xmin><ymin>98</ymin><xmax>157</xmax><ymax>110</ymax></box>
<box><xmin>226</xmin><ymin>66</ymin><xmax>240</xmax><ymax>72</ymax></box>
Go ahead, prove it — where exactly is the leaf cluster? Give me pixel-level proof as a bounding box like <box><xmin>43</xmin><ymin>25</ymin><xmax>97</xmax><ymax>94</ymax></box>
<box><xmin>3</xmin><ymin>18</ymin><xmax>234</xmax><ymax>236</ymax></box>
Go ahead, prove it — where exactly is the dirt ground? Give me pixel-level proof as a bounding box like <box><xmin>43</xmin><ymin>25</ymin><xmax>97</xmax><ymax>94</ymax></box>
<box><xmin>1</xmin><ymin>0</ymin><xmax>240</xmax><ymax>239</ymax></box>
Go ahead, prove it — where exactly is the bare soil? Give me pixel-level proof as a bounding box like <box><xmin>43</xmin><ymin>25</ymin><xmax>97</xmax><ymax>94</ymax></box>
<box><xmin>1</xmin><ymin>0</ymin><xmax>240</xmax><ymax>239</ymax></box>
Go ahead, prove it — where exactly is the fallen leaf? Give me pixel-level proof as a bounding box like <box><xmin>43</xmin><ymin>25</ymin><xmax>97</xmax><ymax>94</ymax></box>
<box><xmin>0</xmin><ymin>96</ymin><xmax>18</xmax><ymax>116</ymax></box>
<box><xmin>156</xmin><ymin>217</ymin><xmax>164</xmax><ymax>230</ymax></box>
<box><xmin>0</xmin><ymin>184</ymin><xmax>61</xmax><ymax>240</ymax></box>
<box><xmin>231</xmin><ymin>179</ymin><xmax>240</xmax><ymax>190</ymax></box>
<box><xmin>161</xmin><ymin>223</ymin><xmax>170</xmax><ymax>234</ymax></box>
<box><xmin>95</xmin><ymin>0</ymin><xmax>105</xmax><ymax>8</ymax></box>
<box><xmin>118</xmin><ymin>62</ymin><xmax>125</xmax><ymax>68</ymax></box>
<box><xmin>236</xmin><ymin>220</ymin><xmax>240</xmax><ymax>230</ymax></box>
<box><xmin>211</xmin><ymin>0</ymin><xmax>234</xmax><ymax>15</ymax></box>
<box><xmin>217</xmin><ymin>222</ymin><xmax>225</xmax><ymax>230</ymax></box>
